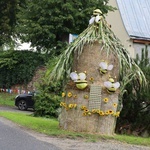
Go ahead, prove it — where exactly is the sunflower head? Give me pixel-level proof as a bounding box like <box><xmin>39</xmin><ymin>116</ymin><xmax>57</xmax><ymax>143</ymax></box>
<box><xmin>73</xmin><ymin>95</ymin><xmax>77</xmax><ymax>99</ymax></box>
<box><xmin>113</xmin><ymin>103</ymin><xmax>118</xmax><ymax>107</ymax></box>
<box><xmin>108</xmin><ymin>110</ymin><xmax>114</xmax><ymax>115</ymax></box>
<box><xmin>84</xmin><ymin>94</ymin><xmax>89</xmax><ymax>99</ymax></box>
<box><xmin>62</xmin><ymin>92</ymin><xmax>66</xmax><ymax>97</ymax></box>
<box><xmin>81</xmin><ymin>106</ymin><xmax>87</xmax><ymax>110</ymax></box>
<box><xmin>68</xmin><ymin>104</ymin><xmax>74</xmax><ymax>109</ymax></box>
<box><xmin>67</xmin><ymin>92</ymin><xmax>73</xmax><ymax>98</ymax></box>
<box><xmin>73</xmin><ymin>104</ymin><xmax>77</xmax><ymax>108</ymax></box>
<box><xmin>99</xmin><ymin>111</ymin><xmax>105</xmax><ymax>116</ymax></box>
<box><xmin>92</xmin><ymin>109</ymin><xmax>96</xmax><ymax>113</ymax></box>
<box><xmin>103</xmin><ymin>98</ymin><xmax>109</xmax><ymax>103</ymax></box>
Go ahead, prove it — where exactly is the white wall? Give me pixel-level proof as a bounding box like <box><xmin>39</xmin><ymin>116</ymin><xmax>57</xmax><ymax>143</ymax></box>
<box><xmin>133</xmin><ymin>43</ymin><xmax>150</xmax><ymax>59</ymax></box>
<box><xmin>105</xmin><ymin>0</ymin><xmax>135</xmax><ymax>57</ymax></box>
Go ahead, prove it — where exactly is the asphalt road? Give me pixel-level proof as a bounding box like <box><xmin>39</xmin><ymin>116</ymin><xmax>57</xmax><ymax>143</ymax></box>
<box><xmin>0</xmin><ymin>106</ymin><xmax>61</xmax><ymax>150</ymax></box>
<box><xmin>0</xmin><ymin>105</ymin><xmax>34</xmax><ymax>114</ymax></box>
<box><xmin>0</xmin><ymin>117</ymin><xmax>61</xmax><ymax>150</ymax></box>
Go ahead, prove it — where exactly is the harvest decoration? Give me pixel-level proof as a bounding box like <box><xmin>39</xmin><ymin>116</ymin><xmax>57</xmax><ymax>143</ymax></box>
<box><xmin>99</xmin><ymin>61</ymin><xmax>113</xmax><ymax>75</ymax></box>
<box><xmin>80</xmin><ymin>106</ymin><xmax>120</xmax><ymax>117</ymax></box>
<box><xmin>70</xmin><ymin>72</ymin><xmax>88</xmax><ymax>90</ymax></box>
<box><xmin>103</xmin><ymin>97</ymin><xmax>109</xmax><ymax>103</ymax></box>
<box><xmin>50</xmin><ymin>8</ymin><xmax>146</xmax><ymax>135</ymax></box>
<box><xmin>62</xmin><ymin>92</ymin><xmax>66</xmax><ymax>97</ymax></box>
<box><xmin>89</xmin><ymin>77</ymin><xmax>94</xmax><ymax>83</ymax></box>
<box><xmin>113</xmin><ymin>103</ymin><xmax>117</xmax><ymax>107</ymax></box>
<box><xmin>84</xmin><ymin>94</ymin><xmax>89</xmax><ymax>99</ymax></box>
<box><xmin>73</xmin><ymin>94</ymin><xmax>78</xmax><ymax>99</ymax></box>
<box><xmin>104</xmin><ymin>77</ymin><xmax>120</xmax><ymax>94</ymax></box>
<box><xmin>67</xmin><ymin>92</ymin><xmax>73</xmax><ymax>98</ymax></box>
<box><xmin>49</xmin><ymin>8</ymin><xmax>146</xmax><ymax>97</ymax></box>
<box><xmin>60</xmin><ymin>102</ymin><xmax>77</xmax><ymax>110</ymax></box>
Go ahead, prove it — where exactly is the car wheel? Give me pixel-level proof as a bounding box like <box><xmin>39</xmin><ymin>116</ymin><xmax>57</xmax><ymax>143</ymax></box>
<box><xmin>18</xmin><ymin>100</ymin><xmax>28</xmax><ymax>110</ymax></box>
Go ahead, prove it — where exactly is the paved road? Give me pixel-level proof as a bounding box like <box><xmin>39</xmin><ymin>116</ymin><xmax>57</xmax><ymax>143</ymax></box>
<box><xmin>0</xmin><ymin>117</ymin><xmax>61</xmax><ymax>150</ymax></box>
<box><xmin>0</xmin><ymin>105</ymin><xmax>34</xmax><ymax>114</ymax></box>
<box><xmin>0</xmin><ymin>106</ymin><xmax>61</xmax><ymax>150</ymax></box>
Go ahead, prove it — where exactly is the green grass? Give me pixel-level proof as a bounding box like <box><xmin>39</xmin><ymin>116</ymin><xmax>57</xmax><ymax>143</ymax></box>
<box><xmin>0</xmin><ymin>93</ymin><xmax>16</xmax><ymax>107</ymax></box>
<box><xmin>0</xmin><ymin>111</ymin><xmax>149</xmax><ymax>147</ymax></box>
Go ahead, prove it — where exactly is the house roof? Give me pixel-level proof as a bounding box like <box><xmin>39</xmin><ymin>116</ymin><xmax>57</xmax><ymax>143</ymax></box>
<box><xmin>117</xmin><ymin>0</ymin><xmax>150</xmax><ymax>41</ymax></box>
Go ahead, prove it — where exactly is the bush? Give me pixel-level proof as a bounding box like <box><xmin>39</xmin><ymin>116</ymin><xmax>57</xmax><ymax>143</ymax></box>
<box><xmin>116</xmin><ymin>46</ymin><xmax>150</xmax><ymax>136</ymax></box>
<box><xmin>34</xmin><ymin>73</ymin><xmax>63</xmax><ymax>118</ymax></box>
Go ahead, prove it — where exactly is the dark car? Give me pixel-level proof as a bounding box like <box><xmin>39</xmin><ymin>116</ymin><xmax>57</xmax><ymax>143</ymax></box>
<box><xmin>15</xmin><ymin>92</ymin><xmax>35</xmax><ymax>110</ymax></box>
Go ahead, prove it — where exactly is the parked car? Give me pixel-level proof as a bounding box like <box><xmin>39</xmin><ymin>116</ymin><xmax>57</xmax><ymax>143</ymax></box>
<box><xmin>15</xmin><ymin>92</ymin><xmax>35</xmax><ymax>110</ymax></box>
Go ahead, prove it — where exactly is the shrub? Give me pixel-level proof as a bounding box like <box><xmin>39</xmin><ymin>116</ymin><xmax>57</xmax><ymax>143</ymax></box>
<box><xmin>116</xmin><ymin>46</ymin><xmax>150</xmax><ymax>136</ymax></box>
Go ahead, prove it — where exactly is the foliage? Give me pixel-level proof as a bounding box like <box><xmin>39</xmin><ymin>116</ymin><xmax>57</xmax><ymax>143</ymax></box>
<box><xmin>33</xmin><ymin>56</ymin><xmax>63</xmax><ymax>117</ymax></box>
<box><xmin>116</xmin><ymin>46</ymin><xmax>150</xmax><ymax>135</ymax></box>
<box><xmin>16</xmin><ymin>0</ymin><xmax>114</xmax><ymax>53</ymax></box>
<box><xmin>0</xmin><ymin>0</ymin><xmax>26</xmax><ymax>47</ymax></box>
<box><xmin>34</xmin><ymin>78</ymin><xmax>62</xmax><ymax>118</ymax></box>
<box><xmin>0</xmin><ymin>50</ymin><xmax>45</xmax><ymax>88</ymax></box>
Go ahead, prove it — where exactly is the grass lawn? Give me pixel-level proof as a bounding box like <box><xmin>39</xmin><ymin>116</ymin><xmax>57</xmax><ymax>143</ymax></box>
<box><xmin>0</xmin><ymin>93</ymin><xmax>149</xmax><ymax>146</ymax></box>
<box><xmin>0</xmin><ymin>93</ymin><xmax>17</xmax><ymax>107</ymax></box>
<box><xmin>0</xmin><ymin>111</ymin><xmax>149</xmax><ymax>147</ymax></box>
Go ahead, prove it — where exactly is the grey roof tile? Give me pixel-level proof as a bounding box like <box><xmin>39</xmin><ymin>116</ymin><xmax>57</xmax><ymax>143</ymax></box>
<box><xmin>117</xmin><ymin>0</ymin><xmax>150</xmax><ymax>40</ymax></box>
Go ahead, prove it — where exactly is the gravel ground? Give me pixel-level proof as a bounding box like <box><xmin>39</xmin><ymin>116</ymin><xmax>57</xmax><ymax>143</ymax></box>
<box><xmin>0</xmin><ymin>106</ymin><xmax>150</xmax><ymax>150</ymax></box>
<box><xmin>27</xmin><ymin>131</ymin><xmax>150</xmax><ymax>150</ymax></box>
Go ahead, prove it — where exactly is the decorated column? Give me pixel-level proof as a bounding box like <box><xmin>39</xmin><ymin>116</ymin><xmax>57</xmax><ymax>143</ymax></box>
<box><xmin>50</xmin><ymin>9</ymin><xmax>146</xmax><ymax>135</ymax></box>
<box><xmin>59</xmin><ymin>42</ymin><xmax>120</xmax><ymax>135</ymax></box>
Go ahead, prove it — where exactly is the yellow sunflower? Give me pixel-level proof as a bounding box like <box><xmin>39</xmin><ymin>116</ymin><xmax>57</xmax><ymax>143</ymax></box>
<box><xmin>113</xmin><ymin>103</ymin><xmax>118</xmax><ymax>107</ymax></box>
<box><xmin>67</xmin><ymin>92</ymin><xmax>73</xmax><ymax>98</ymax></box>
<box><xmin>96</xmin><ymin>109</ymin><xmax>101</xmax><ymax>113</ymax></box>
<box><xmin>73</xmin><ymin>94</ymin><xmax>77</xmax><ymax>99</ymax></box>
<box><xmin>81</xmin><ymin>106</ymin><xmax>87</xmax><ymax>110</ymax></box>
<box><xmin>62</xmin><ymin>92</ymin><xmax>66</xmax><ymax>97</ymax></box>
<box><xmin>68</xmin><ymin>104</ymin><xmax>74</xmax><ymax>109</ymax></box>
<box><xmin>60</xmin><ymin>102</ymin><xmax>64</xmax><ymax>106</ymax></box>
<box><xmin>84</xmin><ymin>109</ymin><xmax>89</xmax><ymax>113</ymax></box>
<box><xmin>92</xmin><ymin>109</ymin><xmax>96</xmax><ymax>113</ymax></box>
<box><xmin>108</xmin><ymin>110</ymin><xmax>114</xmax><ymax>115</ymax></box>
<box><xmin>73</xmin><ymin>104</ymin><xmax>77</xmax><ymax>108</ymax></box>
<box><xmin>115</xmin><ymin>111</ymin><xmax>120</xmax><ymax>117</ymax></box>
<box><xmin>103</xmin><ymin>98</ymin><xmax>109</xmax><ymax>103</ymax></box>
<box><xmin>99</xmin><ymin>111</ymin><xmax>105</xmax><ymax>116</ymax></box>
<box><xmin>63</xmin><ymin>103</ymin><xmax>67</xmax><ymax>108</ymax></box>
<box><xmin>105</xmin><ymin>111</ymin><xmax>109</xmax><ymax>115</ymax></box>
<box><xmin>88</xmin><ymin>112</ymin><xmax>92</xmax><ymax>115</ymax></box>
<box><xmin>83</xmin><ymin>112</ymin><xmax>87</xmax><ymax>116</ymax></box>
<box><xmin>60</xmin><ymin>102</ymin><xmax>67</xmax><ymax>107</ymax></box>
<box><xmin>89</xmin><ymin>77</ymin><xmax>94</xmax><ymax>83</ymax></box>
<box><xmin>84</xmin><ymin>94</ymin><xmax>89</xmax><ymax>99</ymax></box>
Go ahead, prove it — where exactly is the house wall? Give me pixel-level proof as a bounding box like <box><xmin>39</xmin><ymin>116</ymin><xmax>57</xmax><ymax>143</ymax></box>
<box><xmin>105</xmin><ymin>0</ymin><xmax>135</xmax><ymax>57</ymax></box>
<box><xmin>133</xmin><ymin>43</ymin><xmax>150</xmax><ymax>58</ymax></box>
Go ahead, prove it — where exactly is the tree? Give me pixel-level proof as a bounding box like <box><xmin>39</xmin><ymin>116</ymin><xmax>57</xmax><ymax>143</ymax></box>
<box><xmin>0</xmin><ymin>0</ymin><xmax>26</xmax><ymax>48</ymax></box>
<box><xmin>0</xmin><ymin>50</ymin><xmax>45</xmax><ymax>88</ymax></box>
<box><xmin>16</xmin><ymin>0</ymin><xmax>114</xmax><ymax>54</ymax></box>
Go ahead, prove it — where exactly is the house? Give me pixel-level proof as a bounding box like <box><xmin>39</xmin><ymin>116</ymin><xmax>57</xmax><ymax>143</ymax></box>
<box><xmin>106</xmin><ymin>0</ymin><xmax>150</xmax><ymax>58</ymax></box>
